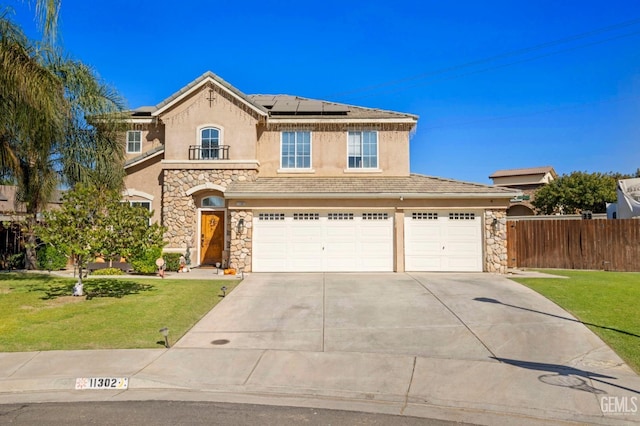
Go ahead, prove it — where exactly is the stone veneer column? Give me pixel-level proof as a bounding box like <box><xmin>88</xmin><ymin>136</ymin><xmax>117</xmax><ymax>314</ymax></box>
<box><xmin>162</xmin><ymin>169</ymin><xmax>257</xmax><ymax>253</ymax></box>
<box><xmin>484</xmin><ymin>209</ymin><xmax>508</xmax><ymax>274</ymax></box>
<box><xmin>229</xmin><ymin>210</ymin><xmax>253</xmax><ymax>272</ymax></box>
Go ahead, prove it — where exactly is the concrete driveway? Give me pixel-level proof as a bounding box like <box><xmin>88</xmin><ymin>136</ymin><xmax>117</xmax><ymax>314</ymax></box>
<box><xmin>2</xmin><ymin>273</ymin><xmax>638</xmax><ymax>424</ymax></box>
<box><xmin>169</xmin><ymin>272</ymin><xmax>640</xmax><ymax>424</ymax></box>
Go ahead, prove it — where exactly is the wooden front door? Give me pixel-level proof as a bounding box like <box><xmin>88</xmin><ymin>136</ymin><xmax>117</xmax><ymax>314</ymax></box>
<box><xmin>201</xmin><ymin>211</ymin><xmax>225</xmax><ymax>265</ymax></box>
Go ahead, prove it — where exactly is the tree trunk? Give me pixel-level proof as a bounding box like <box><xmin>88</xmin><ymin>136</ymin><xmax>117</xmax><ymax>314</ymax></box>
<box><xmin>76</xmin><ymin>255</ymin><xmax>84</xmax><ymax>285</ymax></box>
<box><xmin>24</xmin><ymin>215</ymin><xmax>38</xmax><ymax>270</ymax></box>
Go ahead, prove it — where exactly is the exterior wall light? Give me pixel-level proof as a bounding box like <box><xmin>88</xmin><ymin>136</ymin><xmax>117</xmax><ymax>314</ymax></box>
<box><xmin>237</xmin><ymin>218</ymin><xmax>245</xmax><ymax>235</ymax></box>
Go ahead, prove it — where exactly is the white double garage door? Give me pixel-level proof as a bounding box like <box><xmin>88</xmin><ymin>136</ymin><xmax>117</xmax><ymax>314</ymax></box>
<box><xmin>252</xmin><ymin>210</ymin><xmax>483</xmax><ymax>272</ymax></box>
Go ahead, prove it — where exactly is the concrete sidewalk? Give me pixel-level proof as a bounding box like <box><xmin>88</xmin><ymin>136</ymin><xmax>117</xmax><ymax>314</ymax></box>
<box><xmin>1</xmin><ymin>273</ymin><xmax>639</xmax><ymax>425</ymax></box>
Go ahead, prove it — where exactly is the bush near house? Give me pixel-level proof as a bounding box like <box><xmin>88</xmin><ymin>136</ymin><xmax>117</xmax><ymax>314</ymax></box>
<box><xmin>91</xmin><ymin>267</ymin><xmax>125</xmax><ymax>276</ymax></box>
<box><xmin>130</xmin><ymin>247</ymin><xmax>163</xmax><ymax>275</ymax></box>
<box><xmin>36</xmin><ymin>245</ymin><xmax>68</xmax><ymax>271</ymax></box>
<box><xmin>163</xmin><ymin>253</ymin><xmax>182</xmax><ymax>272</ymax></box>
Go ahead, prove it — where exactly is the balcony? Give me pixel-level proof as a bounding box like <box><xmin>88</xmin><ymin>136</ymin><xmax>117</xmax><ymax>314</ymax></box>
<box><xmin>188</xmin><ymin>145</ymin><xmax>230</xmax><ymax>160</ymax></box>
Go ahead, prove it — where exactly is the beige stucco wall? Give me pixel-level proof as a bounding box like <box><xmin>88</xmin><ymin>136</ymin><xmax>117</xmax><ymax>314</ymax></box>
<box><xmin>257</xmin><ymin>125</ymin><xmax>411</xmax><ymax>177</ymax></box>
<box><xmin>123</xmin><ymin>156</ymin><xmax>164</xmax><ymax>224</ymax></box>
<box><xmin>158</xmin><ymin>86</ymin><xmax>260</xmax><ymax>162</ymax></box>
<box><xmin>123</xmin><ymin>122</ymin><xmax>165</xmax><ymax>161</ymax></box>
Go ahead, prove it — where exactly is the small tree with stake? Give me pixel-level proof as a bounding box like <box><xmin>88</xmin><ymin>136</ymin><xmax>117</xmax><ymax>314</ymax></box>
<box><xmin>37</xmin><ymin>184</ymin><xmax>165</xmax><ymax>293</ymax></box>
<box><xmin>37</xmin><ymin>185</ymin><xmax>107</xmax><ymax>291</ymax></box>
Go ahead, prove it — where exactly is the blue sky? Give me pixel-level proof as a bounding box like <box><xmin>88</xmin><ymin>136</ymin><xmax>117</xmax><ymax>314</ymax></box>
<box><xmin>9</xmin><ymin>0</ymin><xmax>640</xmax><ymax>184</ymax></box>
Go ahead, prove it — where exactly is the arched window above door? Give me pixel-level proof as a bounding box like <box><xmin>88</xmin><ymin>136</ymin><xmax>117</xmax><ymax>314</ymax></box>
<box><xmin>202</xmin><ymin>196</ymin><xmax>225</xmax><ymax>208</ymax></box>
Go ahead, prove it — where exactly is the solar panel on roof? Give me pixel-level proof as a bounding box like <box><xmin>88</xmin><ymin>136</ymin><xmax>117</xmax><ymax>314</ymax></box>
<box><xmin>296</xmin><ymin>101</ymin><xmax>324</xmax><ymax>113</ymax></box>
<box><xmin>323</xmin><ymin>104</ymin><xmax>350</xmax><ymax>112</ymax></box>
<box><xmin>270</xmin><ymin>101</ymin><xmax>300</xmax><ymax>112</ymax></box>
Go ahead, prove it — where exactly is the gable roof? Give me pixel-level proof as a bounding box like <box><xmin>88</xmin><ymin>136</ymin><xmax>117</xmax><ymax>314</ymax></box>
<box><xmin>225</xmin><ymin>174</ymin><xmax>519</xmax><ymax>199</ymax></box>
<box><xmin>489</xmin><ymin>166</ymin><xmax>557</xmax><ymax>179</ymax></box>
<box><xmin>127</xmin><ymin>71</ymin><xmax>417</xmax><ymax>125</ymax></box>
<box><xmin>151</xmin><ymin>71</ymin><xmax>268</xmax><ymax>117</ymax></box>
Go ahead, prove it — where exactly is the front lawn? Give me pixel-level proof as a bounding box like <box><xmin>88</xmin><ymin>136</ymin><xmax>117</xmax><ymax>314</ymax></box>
<box><xmin>511</xmin><ymin>270</ymin><xmax>640</xmax><ymax>373</ymax></box>
<box><xmin>0</xmin><ymin>273</ymin><xmax>237</xmax><ymax>352</ymax></box>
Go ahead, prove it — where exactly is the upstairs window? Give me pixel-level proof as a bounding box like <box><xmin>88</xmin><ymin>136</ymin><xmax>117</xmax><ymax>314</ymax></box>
<box><xmin>348</xmin><ymin>131</ymin><xmax>377</xmax><ymax>169</ymax></box>
<box><xmin>281</xmin><ymin>131</ymin><xmax>311</xmax><ymax>169</ymax></box>
<box><xmin>126</xmin><ymin>131</ymin><xmax>141</xmax><ymax>153</ymax></box>
<box><xmin>201</xmin><ymin>128</ymin><xmax>220</xmax><ymax>159</ymax></box>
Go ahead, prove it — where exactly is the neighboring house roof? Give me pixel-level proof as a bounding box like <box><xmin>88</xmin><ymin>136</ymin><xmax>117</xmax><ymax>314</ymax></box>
<box><xmin>489</xmin><ymin>166</ymin><xmax>557</xmax><ymax>179</ymax></box>
<box><xmin>225</xmin><ymin>174</ymin><xmax>519</xmax><ymax>199</ymax></box>
<box><xmin>0</xmin><ymin>185</ymin><xmax>63</xmax><ymax>216</ymax></box>
<box><xmin>126</xmin><ymin>71</ymin><xmax>417</xmax><ymax>124</ymax></box>
<box><xmin>124</xmin><ymin>145</ymin><xmax>165</xmax><ymax>169</ymax></box>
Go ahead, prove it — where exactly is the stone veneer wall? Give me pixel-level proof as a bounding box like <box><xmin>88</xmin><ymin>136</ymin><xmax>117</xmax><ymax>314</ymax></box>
<box><xmin>484</xmin><ymin>209</ymin><xmax>508</xmax><ymax>274</ymax></box>
<box><xmin>162</xmin><ymin>169</ymin><xmax>257</xmax><ymax>253</ymax></box>
<box><xmin>229</xmin><ymin>210</ymin><xmax>253</xmax><ymax>272</ymax></box>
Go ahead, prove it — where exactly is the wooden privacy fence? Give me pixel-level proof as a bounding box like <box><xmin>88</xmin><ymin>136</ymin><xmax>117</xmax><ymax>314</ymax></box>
<box><xmin>507</xmin><ymin>219</ymin><xmax>640</xmax><ymax>272</ymax></box>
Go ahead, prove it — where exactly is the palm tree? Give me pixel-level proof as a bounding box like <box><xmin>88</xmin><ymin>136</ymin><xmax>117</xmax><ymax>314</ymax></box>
<box><xmin>0</xmin><ymin>13</ymin><xmax>126</xmax><ymax>269</ymax></box>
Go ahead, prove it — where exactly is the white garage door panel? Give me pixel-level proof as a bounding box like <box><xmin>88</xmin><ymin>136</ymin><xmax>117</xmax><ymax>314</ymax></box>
<box><xmin>252</xmin><ymin>226</ymin><xmax>288</xmax><ymax>271</ymax></box>
<box><xmin>253</xmin><ymin>212</ymin><xmax>393</xmax><ymax>272</ymax></box>
<box><xmin>404</xmin><ymin>212</ymin><xmax>482</xmax><ymax>272</ymax></box>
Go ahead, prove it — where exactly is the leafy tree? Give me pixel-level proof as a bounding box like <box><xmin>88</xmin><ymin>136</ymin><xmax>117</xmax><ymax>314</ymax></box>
<box><xmin>37</xmin><ymin>185</ymin><xmax>165</xmax><ymax>285</ymax></box>
<box><xmin>532</xmin><ymin>171</ymin><xmax>635</xmax><ymax>215</ymax></box>
<box><xmin>100</xmin><ymin>201</ymin><xmax>165</xmax><ymax>266</ymax></box>
<box><xmin>0</xmin><ymin>13</ymin><xmax>126</xmax><ymax>269</ymax></box>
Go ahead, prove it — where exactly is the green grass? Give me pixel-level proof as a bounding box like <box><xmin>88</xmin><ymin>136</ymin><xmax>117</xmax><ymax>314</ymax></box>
<box><xmin>0</xmin><ymin>273</ymin><xmax>238</xmax><ymax>352</ymax></box>
<box><xmin>511</xmin><ymin>270</ymin><xmax>640</xmax><ymax>373</ymax></box>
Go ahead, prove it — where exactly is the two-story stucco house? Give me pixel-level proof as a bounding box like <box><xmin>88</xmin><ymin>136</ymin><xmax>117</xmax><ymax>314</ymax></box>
<box><xmin>489</xmin><ymin>166</ymin><xmax>557</xmax><ymax>216</ymax></box>
<box><xmin>123</xmin><ymin>71</ymin><xmax>518</xmax><ymax>273</ymax></box>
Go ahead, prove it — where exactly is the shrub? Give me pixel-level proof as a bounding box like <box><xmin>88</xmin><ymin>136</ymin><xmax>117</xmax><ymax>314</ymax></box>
<box><xmin>37</xmin><ymin>245</ymin><xmax>68</xmax><ymax>271</ymax></box>
<box><xmin>130</xmin><ymin>246</ymin><xmax>162</xmax><ymax>275</ymax></box>
<box><xmin>163</xmin><ymin>253</ymin><xmax>182</xmax><ymax>272</ymax></box>
<box><xmin>92</xmin><ymin>267</ymin><xmax>124</xmax><ymax>276</ymax></box>
<box><xmin>8</xmin><ymin>252</ymin><xmax>25</xmax><ymax>270</ymax></box>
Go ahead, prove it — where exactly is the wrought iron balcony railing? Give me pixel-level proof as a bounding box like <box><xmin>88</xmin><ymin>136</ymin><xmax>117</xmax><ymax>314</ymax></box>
<box><xmin>188</xmin><ymin>145</ymin><xmax>230</xmax><ymax>160</ymax></box>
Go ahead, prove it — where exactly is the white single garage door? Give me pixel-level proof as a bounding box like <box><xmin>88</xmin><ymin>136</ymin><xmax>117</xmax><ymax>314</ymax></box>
<box><xmin>404</xmin><ymin>211</ymin><xmax>482</xmax><ymax>272</ymax></box>
<box><xmin>253</xmin><ymin>211</ymin><xmax>394</xmax><ymax>272</ymax></box>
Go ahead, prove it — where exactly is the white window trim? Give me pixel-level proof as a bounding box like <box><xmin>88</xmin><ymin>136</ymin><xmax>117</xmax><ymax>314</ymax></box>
<box><xmin>346</xmin><ymin>130</ymin><xmax>379</xmax><ymax>170</ymax></box>
<box><xmin>196</xmin><ymin>124</ymin><xmax>224</xmax><ymax>146</ymax></box>
<box><xmin>279</xmin><ymin>130</ymin><xmax>313</xmax><ymax>171</ymax></box>
<box><xmin>126</xmin><ymin>130</ymin><xmax>142</xmax><ymax>154</ymax></box>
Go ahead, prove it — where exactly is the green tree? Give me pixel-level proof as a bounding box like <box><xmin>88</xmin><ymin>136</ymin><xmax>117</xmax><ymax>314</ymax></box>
<box><xmin>0</xmin><ymin>14</ymin><xmax>126</xmax><ymax>269</ymax></box>
<box><xmin>532</xmin><ymin>171</ymin><xmax>633</xmax><ymax>215</ymax></box>
<box><xmin>37</xmin><ymin>185</ymin><xmax>165</xmax><ymax>284</ymax></box>
<box><xmin>100</xmin><ymin>200</ymin><xmax>165</xmax><ymax>267</ymax></box>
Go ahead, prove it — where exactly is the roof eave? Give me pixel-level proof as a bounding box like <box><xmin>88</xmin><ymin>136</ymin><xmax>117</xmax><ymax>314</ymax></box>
<box><xmin>124</xmin><ymin>148</ymin><xmax>165</xmax><ymax>169</ymax></box>
<box><xmin>153</xmin><ymin>74</ymin><xmax>268</xmax><ymax>118</ymax></box>
<box><xmin>225</xmin><ymin>191</ymin><xmax>520</xmax><ymax>200</ymax></box>
<box><xmin>266</xmin><ymin>117</ymin><xmax>418</xmax><ymax>125</ymax></box>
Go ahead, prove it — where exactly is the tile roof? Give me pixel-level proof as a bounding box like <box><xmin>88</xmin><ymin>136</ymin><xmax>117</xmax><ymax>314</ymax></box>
<box><xmin>489</xmin><ymin>166</ymin><xmax>556</xmax><ymax>178</ymax></box>
<box><xmin>226</xmin><ymin>174</ymin><xmax>519</xmax><ymax>199</ymax></box>
<box><xmin>126</xmin><ymin>72</ymin><xmax>417</xmax><ymax>122</ymax></box>
<box><xmin>248</xmin><ymin>94</ymin><xmax>418</xmax><ymax>121</ymax></box>
<box><xmin>124</xmin><ymin>145</ymin><xmax>165</xmax><ymax>168</ymax></box>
